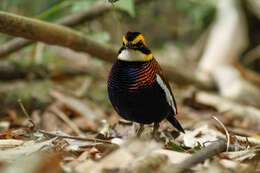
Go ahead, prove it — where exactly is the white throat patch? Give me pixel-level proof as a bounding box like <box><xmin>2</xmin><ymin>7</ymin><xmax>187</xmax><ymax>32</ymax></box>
<box><xmin>118</xmin><ymin>49</ymin><xmax>147</xmax><ymax>61</ymax></box>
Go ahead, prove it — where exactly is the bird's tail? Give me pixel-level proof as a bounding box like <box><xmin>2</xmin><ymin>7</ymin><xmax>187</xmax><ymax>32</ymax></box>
<box><xmin>167</xmin><ymin>115</ymin><xmax>185</xmax><ymax>133</ymax></box>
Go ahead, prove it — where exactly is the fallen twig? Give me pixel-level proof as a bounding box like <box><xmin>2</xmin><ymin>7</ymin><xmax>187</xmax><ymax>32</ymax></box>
<box><xmin>18</xmin><ymin>99</ymin><xmax>36</xmax><ymax>131</ymax></box>
<box><xmin>212</xmin><ymin>116</ymin><xmax>230</xmax><ymax>152</ymax></box>
<box><xmin>49</xmin><ymin>90</ymin><xmax>98</xmax><ymax>121</ymax></box>
<box><xmin>38</xmin><ymin>130</ymin><xmax>112</xmax><ymax>144</ymax></box>
<box><xmin>50</xmin><ymin>105</ymin><xmax>85</xmax><ymax>136</ymax></box>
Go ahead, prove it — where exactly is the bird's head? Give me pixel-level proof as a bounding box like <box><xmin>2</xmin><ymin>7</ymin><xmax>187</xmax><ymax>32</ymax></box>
<box><xmin>118</xmin><ymin>32</ymin><xmax>152</xmax><ymax>62</ymax></box>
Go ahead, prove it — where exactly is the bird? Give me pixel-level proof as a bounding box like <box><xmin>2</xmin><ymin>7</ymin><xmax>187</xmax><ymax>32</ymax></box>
<box><xmin>107</xmin><ymin>31</ymin><xmax>185</xmax><ymax>136</ymax></box>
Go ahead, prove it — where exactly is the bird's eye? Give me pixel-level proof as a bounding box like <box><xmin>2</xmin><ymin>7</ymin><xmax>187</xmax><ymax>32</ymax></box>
<box><xmin>137</xmin><ymin>41</ymin><xmax>143</xmax><ymax>47</ymax></box>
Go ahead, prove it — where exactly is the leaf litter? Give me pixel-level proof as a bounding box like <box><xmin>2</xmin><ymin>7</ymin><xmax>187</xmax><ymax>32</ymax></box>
<box><xmin>0</xmin><ymin>83</ymin><xmax>259</xmax><ymax>173</ymax></box>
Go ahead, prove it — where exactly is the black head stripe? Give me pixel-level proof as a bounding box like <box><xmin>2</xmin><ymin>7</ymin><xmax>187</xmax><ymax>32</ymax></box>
<box><xmin>118</xmin><ymin>46</ymin><xmax>126</xmax><ymax>54</ymax></box>
<box><xmin>140</xmin><ymin>46</ymin><xmax>151</xmax><ymax>54</ymax></box>
<box><xmin>122</xmin><ymin>31</ymin><xmax>151</xmax><ymax>55</ymax></box>
<box><xmin>126</xmin><ymin>32</ymin><xmax>141</xmax><ymax>41</ymax></box>
<box><xmin>131</xmin><ymin>41</ymin><xmax>151</xmax><ymax>54</ymax></box>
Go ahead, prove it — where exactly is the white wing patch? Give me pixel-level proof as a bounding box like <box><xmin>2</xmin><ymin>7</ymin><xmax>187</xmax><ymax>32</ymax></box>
<box><xmin>156</xmin><ymin>74</ymin><xmax>177</xmax><ymax>114</ymax></box>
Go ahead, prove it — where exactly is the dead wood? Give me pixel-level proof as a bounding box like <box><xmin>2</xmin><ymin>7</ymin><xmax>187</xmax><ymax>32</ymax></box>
<box><xmin>197</xmin><ymin>0</ymin><xmax>248</xmax><ymax>83</ymax></box>
<box><xmin>177</xmin><ymin>139</ymin><xmax>227</xmax><ymax>173</ymax></box>
<box><xmin>196</xmin><ymin>0</ymin><xmax>252</xmax><ymax>101</ymax></box>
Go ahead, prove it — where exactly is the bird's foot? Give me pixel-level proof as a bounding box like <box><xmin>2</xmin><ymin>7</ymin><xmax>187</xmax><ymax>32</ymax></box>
<box><xmin>136</xmin><ymin>124</ymin><xmax>144</xmax><ymax>137</ymax></box>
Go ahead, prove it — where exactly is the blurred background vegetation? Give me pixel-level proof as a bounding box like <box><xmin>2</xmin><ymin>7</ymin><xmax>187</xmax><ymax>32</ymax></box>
<box><xmin>0</xmin><ymin>1</ymin><xmax>260</xmax><ymax>172</ymax></box>
<box><xmin>0</xmin><ymin>0</ymin><xmax>216</xmax><ymax>45</ymax></box>
<box><xmin>0</xmin><ymin>0</ymin><xmax>259</xmax><ymax>127</ymax></box>
<box><xmin>0</xmin><ymin>0</ymin><xmax>217</xmax><ymax>110</ymax></box>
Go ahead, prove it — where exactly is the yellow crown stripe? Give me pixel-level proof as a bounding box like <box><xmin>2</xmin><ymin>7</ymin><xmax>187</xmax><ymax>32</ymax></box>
<box><xmin>131</xmin><ymin>34</ymin><xmax>147</xmax><ymax>46</ymax></box>
<box><xmin>123</xmin><ymin>35</ymin><xmax>127</xmax><ymax>45</ymax></box>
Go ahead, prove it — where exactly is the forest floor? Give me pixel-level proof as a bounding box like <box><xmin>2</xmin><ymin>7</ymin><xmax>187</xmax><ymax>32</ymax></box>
<box><xmin>0</xmin><ymin>46</ymin><xmax>259</xmax><ymax>173</ymax></box>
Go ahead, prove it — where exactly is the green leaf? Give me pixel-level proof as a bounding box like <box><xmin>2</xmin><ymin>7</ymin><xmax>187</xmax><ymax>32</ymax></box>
<box><xmin>114</xmin><ymin>0</ymin><xmax>135</xmax><ymax>17</ymax></box>
<box><xmin>193</xmin><ymin>142</ymin><xmax>202</xmax><ymax>151</ymax></box>
<box><xmin>167</xmin><ymin>141</ymin><xmax>185</xmax><ymax>152</ymax></box>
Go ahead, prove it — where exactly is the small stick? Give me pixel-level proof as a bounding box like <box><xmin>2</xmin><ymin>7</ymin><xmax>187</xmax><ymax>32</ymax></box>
<box><xmin>18</xmin><ymin>99</ymin><xmax>36</xmax><ymax>130</ymax></box>
<box><xmin>50</xmin><ymin>105</ymin><xmax>85</xmax><ymax>136</ymax></box>
<box><xmin>38</xmin><ymin>130</ymin><xmax>112</xmax><ymax>144</ymax></box>
<box><xmin>212</xmin><ymin>116</ymin><xmax>230</xmax><ymax>152</ymax></box>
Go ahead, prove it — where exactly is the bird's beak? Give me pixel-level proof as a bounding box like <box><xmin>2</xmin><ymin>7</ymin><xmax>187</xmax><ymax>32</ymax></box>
<box><xmin>126</xmin><ymin>42</ymin><xmax>132</xmax><ymax>49</ymax></box>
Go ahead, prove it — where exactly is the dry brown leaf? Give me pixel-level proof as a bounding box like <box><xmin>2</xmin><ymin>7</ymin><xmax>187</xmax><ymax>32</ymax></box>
<box><xmin>74</xmin><ymin>138</ymin><xmax>161</xmax><ymax>173</ymax></box>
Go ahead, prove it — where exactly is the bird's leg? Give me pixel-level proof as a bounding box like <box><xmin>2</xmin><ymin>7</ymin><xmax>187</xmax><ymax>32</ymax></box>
<box><xmin>153</xmin><ymin>123</ymin><xmax>159</xmax><ymax>137</ymax></box>
<box><xmin>136</xmin><ymin>124</ymin><xmax>144</xmax><ymax>137</ymax></box>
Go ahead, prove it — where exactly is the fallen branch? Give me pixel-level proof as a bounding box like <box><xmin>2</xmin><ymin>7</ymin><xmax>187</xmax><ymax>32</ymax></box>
<box><xmin>177</xmin><ymin>139</ymin><xmax>226</xmax><ymax>173</ymax></box>
<box><xmin>196</xmin><ymin>0</ymin><xmax>251</xmax><ymax>100</ymax></box>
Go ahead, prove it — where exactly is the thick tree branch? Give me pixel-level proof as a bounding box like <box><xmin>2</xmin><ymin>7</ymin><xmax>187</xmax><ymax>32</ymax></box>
<box><xmin>0</xmin><ymin>11</ymin><xmax>117</xmax><ymax>62</ymax></box>
<box><xmin>0</xmin><ymin>3</ymin><xmax>110</xmax><ymax>58</ymax></box>
<box><xmin>0</xmin><ymin>0</ymin><xmax>150</xmax><ymax>58</ymax></box>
